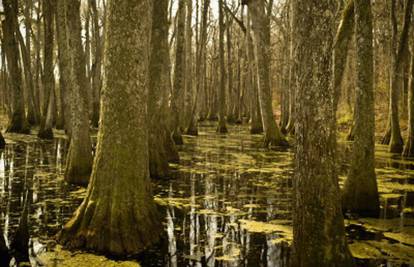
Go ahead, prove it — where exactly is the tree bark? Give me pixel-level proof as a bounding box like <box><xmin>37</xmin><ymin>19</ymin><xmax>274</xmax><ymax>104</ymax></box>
<box><xmin>58</xmin><ymin>0</ymin><xmax>161</xmax><ymax>256</ymax></box>
<box><xmin>217</xmin><ymin>0</ymin><xmax>228</xmax><ymax>133</ymax></box>
<box><xmin>90</xmin><ymin>0</ymin><xmax>102</xmax><ymax>128</ymax></box>
<box><xmin>403</xmin><ymin>49</ymin><xmax>414</xmax><ymax>157</ymax></box>
<box><xmin>292</xmin><ymin>0</ymin><xmax>354</xmax><ymax>266</ymax></box>
<box><xmin>342</xmin><ymin>0</ymin><xmax>380</xmax><ymax>217</ymax></box>
<box><xmin>149</xmin><ymin>0</ymin><xmax>173</xmax><ymax>178</ymax></box>
<box><xmin>171</xmin><ymin>0</ymin><xmax>187</xmax><ymax>145</ymax></box>
<box><xmin>63</xmin><ymin>0</ymin><xmax>94</xmax><ymax>186</ymax></box>
<box><xmin>38</xmin><ymin>0</ymin><xmax>55</xmax><ymax>139</ymax></box>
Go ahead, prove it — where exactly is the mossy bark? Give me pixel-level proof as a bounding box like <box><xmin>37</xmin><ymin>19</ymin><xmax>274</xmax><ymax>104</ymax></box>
<box><xmin>2</xmin><ymin>0</ymin><xmax>30</xmax><ymax>134</ymax></box>
<box><xmin>217</xmin><ymin>0</ymin><xmax>228</xmax><ymax>134</ymax></box>
<box><xmin>292</xmin><ymin>0</ymin><xmax>354</xmax><ymax>266</ymax></box>
<box><xmin>58</xmin><ymin>0</ymin><xmax>161</xmax><ymax>256</ymax></box>
<box><xmin>342</xmin><ymin>0</ymin><xmax>380</xmax><ymax>218</ymax></box>
<box><xmin>171</xmin><ymin>0</ymin><xmax>186</xmax><ymax>145</ymax></box>
<box><xmin>248</xmin><ymin>0</ymin><xmax>287</xmax><ymax>147</ymax></box>
<box><xmin>403</xmin><ymin>50</ymin><xmax>414</xmax><ymax>157</ymax></box>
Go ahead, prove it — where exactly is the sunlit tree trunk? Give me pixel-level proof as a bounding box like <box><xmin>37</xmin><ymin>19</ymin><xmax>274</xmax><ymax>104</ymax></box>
<box><xmin>38</xmin><ymin>0</ymin><xmax>55</xmax><ymax>139</ymax></box>
<box><xmin>58</xmin><ymin>0</ymin><xmax>161</xmax><ymax>255</ymax></box>
<box><xmin>217</xmin><ymin>0</ymin><xmax>228</xmax><ymax>133</ymax></box>
<box><xmin>184</xmin><ymin>0</ymin><xmax>194</xmax><ymax>129</ymax></box>
<box><xmin>292</xmin><ymin>0</ymin><xmax>354</xmax><ymax>265</ymax></box>
<box><xmin>248</xmin><ymin>0</ymin><xmax>287</xmax><ymax>147</ymax></box>
<box><xmin>2</xmin><ymin>0</ymin><xmax>30</xmax><ymax>134</ymax></box>
<box><xmin>342</xmin><ymin>0</ymin><xmax>380</xmax><ymax>217</ymax></box>
<box><xmin>63</xmin><ymin>0</ymin><xmax>93</xmax><ymax>186</ymax></box>
<box><xmin>171</xmin><ymin>0</ymin><xmax>186</xmax><ymax>144</ymax></box>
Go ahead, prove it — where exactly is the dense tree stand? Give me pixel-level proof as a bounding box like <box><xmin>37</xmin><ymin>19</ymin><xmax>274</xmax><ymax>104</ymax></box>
<box><xmin>342</xmin><ymin>0</ymin><xmax>380</xmax><ymax>217</ymax></box>
<box><xmin>58</xmin><ymin>0</ymin><xmax>161</xmax><ymax>256</ymax></box>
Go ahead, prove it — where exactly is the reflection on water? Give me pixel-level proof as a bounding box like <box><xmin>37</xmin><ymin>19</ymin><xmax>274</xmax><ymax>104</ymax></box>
<box><xmin>0</xmin><ymin>124</ymin><xmax>414</xmax><ymax>266</ymax></box>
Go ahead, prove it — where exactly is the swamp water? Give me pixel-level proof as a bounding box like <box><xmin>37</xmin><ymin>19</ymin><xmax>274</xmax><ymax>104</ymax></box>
<box><xmin>0</xmin><ymin>123</ymin><xmax>414</xmax><ymax>266</ymax></box>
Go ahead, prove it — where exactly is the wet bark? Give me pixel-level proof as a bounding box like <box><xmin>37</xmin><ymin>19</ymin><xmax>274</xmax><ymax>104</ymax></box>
<box><xmin>292</xmin><ymin>0</ymin><xmax>354</xmax><ymax>266</ymax></box>
<box><xmin>248</xmin><ymin>0</ymin><xmax>287</xmax><ymax>147</ymax></box>
<box><xmin>171</xmin><ymin>0</ymin><xmax>186</xmax><ymax>145</ymax></box>
<box><xmin>2</xmin><ymin>0</ymin><xmax>30</xmax><ymax>134</ymax></box>
<box><xmin>63</xmin><ymin>0</ymin><xmax>94</xmax><ymax>186</ymax></box>
<box><xmin>342</xmin><ymin>0</ymin><xmax>380</xmax><ymax>217</ymax></box>
<box><xmin>58</xmin><ymin>0</ymin><xmax>161</xmax><ymax>256</ymax></box>
<box><xmin>217</xmin><ymin>0</ymin><xmax>228</xmax><ymax>133</ymax></box>
<box><xmin>38</xmin><ymin>0</ymin><xmax>55</xmax><ymax>140</ymax></box>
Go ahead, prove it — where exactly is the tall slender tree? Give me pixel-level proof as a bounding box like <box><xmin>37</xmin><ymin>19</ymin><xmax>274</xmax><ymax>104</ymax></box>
<box><xmin>403</xmin><ymin>44</ymin><xmax>414</xmax><ymax>157</ymax></box>
<box><xmin>217</xmin><ymin>0</ymin><xmax>228</xmax><ymax>133</ymax></box>
<box><xmin>63</xmin><ymin>0</ymin><xmax>94</xmax><ymax>186</ymax></box>
<box><xmin>58</xmin><ymin>0</ymin><xmax>161</xmax><ymax>255</ymax></box>
<box><xmin>247</xmin><ymin>0</ymin><xmax>287</xmax><ymax>147</ymax></box>
<box><xmin>2</xmin><ymin>0</ymin><xmax>30</xmax><ymax>134</ymax></box>
<box><xmin>38</xmin><ymin>0</ymin><xmax>55</xmax><ymax>139</ymax></box>
<box><xmin>342</xmin><ymin>0</ymin><xmax>380</xmax><ymax>217</ymax></box>
<box><xmin>171</xmin><ymin>0</ymin><xmax>187</xmax><ymax>145</ymax></box>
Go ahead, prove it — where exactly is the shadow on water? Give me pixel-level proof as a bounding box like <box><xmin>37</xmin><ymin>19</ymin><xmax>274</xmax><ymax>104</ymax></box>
<box><xmin>0</xmin><ymin>124</ymin><xmax>414</xmax><ymax>266</ymax></box>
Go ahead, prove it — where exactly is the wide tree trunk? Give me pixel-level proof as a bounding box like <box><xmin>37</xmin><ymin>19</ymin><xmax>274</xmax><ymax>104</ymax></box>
<box><xmin>58</xmin><ymin>0</ymin><xmax>161</xmax><ymax>255</ymax></box>
<box><xmin>171</xmin><ymin>0</ymin><xmax>187</xmax><ymax>145</ymax></box>
<box><xmin>63</xmin><ymin>0</ymin><xmax>94</xmax><ymax>186</ymax></box>
<box><xmin>217</xmin><ymin>0</ymin><xmax>228</xmax><ymax>133</ymax></box>
<box><xmin>38</xmin><ymin>0</ymin><xmax>55</xmax><ymax>139</ymax></box>
<box><xmin>342</xmin><ymin>0</ymin><xmax>380</xmax><ymax>217</ymax></box>
<box><xmin>248</xmin><ymin>0</ymin><xmax>287</xmax><ymax>147</ymax></box>
<box><xmin>292</xmin><ymin>0</ymin><xmax>354</xmax><ymax>266</ymax></box>
<box><xmin>2</xmin><ymin>0</ymin><xmax>30</xmax><ymax>134</ymax></box>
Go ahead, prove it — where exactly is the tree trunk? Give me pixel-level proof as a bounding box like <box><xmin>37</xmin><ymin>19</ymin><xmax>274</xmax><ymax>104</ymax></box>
<box><xmin>38</xmin><ymin>0</ymin><xmax>55</xmax><ymax>139</ymax></box>
<box><xmin>248</xmin><ymin>0</ymin><xmax>287</xmax><ymax>147</ymax></box>
<box><xmin>184</xmin><ymin>0</ymin><xmax>194</xmax><ymax>129</ymax></box>
<box><xmin>171</xmin><ymin>0</ymin><xmax>187</xmax><ymax>145</ymax></box>
<box><xmin>148</xmin><ymin>0</ymin><xmax>173</xmax><ymax>178</ymax></box>
<box><xmin>342</xmin><ymin>0</ymin><xmax>380</xmax><ymax>217</ymax></box>
<box><xmin>56</xmin><ymin>0</ymin><xmax>72</xmax><ymax>135</ymax></box>
<box><xmin>403</xmin><ymin>49</ymin><xmax>414</xmax><ymax>157</ymax></box>
<box><xmin>2</xmin><ymin>0</ymin><xmax>30</xmax><ymax>134</ymax></box>
<box><xmin>217</xmin><ymin>0</ymin><xmax>228</xmax><ymax>133</ymax></box>
<box><xmin>292</xmin><ymin>0</ymin><xmax>354</xmax><ymax>265</ymax></box>
<box><xmin>63</xmin><ymin>0</ymin><xmax>94</xmax><ymax>186</ymax></box>
<box><xmin>387</xmin><ymin>0</ymin><xmax>413</xmax><ymax>152</ymax></box>
<box><xmin>58</xmin><ymin>0</ymin><xmax>161</xmax><ymax>256</ymax></box>
<box><xmin>90</xmin><ymin>0</ymin><xmax>102</xmax><ymax>128</ymax></box>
